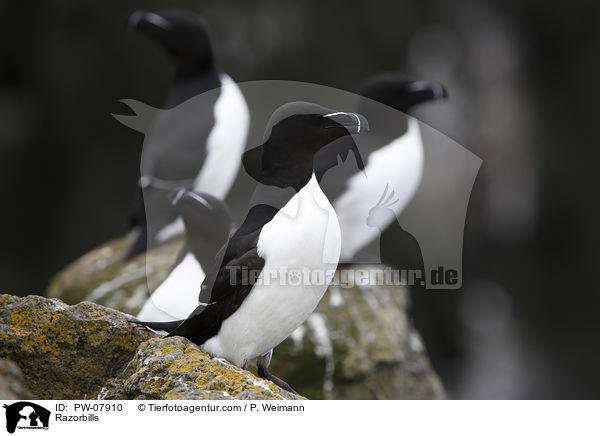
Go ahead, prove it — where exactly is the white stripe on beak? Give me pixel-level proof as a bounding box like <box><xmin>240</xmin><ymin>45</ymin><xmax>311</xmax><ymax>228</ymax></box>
<box><xmin>323</xmin><ymin>112</ymin><xmax>362</xmax><ymax>132</ymax></box>
<box><xmin>351</xmin><ymin>112</ymin><xmax>361</xmax><ymax>133</ymax></box>
<box><xmin>171</xmin><ymin>188</ymin><xmax>186</xmax><ymax>205</ymax></box>
<box><xmin>187</xmin><ymin>192</ymin><xmax>213</xmax><ymax>211</ymax></box>
<box><xmin>143</xmin><ymin>12</ymin><xmax>173</xmax><ymax>30</ymax></box>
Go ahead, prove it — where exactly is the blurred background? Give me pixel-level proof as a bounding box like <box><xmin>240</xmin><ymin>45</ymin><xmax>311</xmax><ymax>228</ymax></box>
<box><xmin>1</xmin><ymin>0</ymin><xmax>599</xmax><ymax>399</ymax></box>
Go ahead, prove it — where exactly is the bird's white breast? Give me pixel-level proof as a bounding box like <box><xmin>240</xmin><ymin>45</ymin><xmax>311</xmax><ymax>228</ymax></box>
<box><xmin>137</xmin><ymin>252</ymin><xmax>205</xmax><ymax>321</ymax></box>
<box><xmin>335</xmin><ymin>117</ymin><xmax>424</xmax><ymax>260</ymax></box>
<box><xmin>193</xmin><ymin>73</ymin><xmax>250</xmax><ymax>198</ymax></box>
<box><xmin>202</xmin><ymin>174</ymin><xmax>341</xmax><ymax>367</ymax></box>
<box><xmin>156</xmin><ymin>74</ymin><xmax>249</xmax><ymax>244</ymax></box>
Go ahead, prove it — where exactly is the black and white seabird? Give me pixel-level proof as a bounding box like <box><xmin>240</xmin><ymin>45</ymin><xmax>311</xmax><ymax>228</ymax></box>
<box><xmin>315</xmin><ymin>73</ymin><xmax>447</xmax><ymax>262</ymax></box>
<box><xmin>116</xmin><ymin>9</ymin><xmax>249</xmax><ymax>258</ymax></box>
<box><xmin>136</xmin><ymin>102</ymin><xmax>369</xmax><ymax>393</ymax></box>
<box><xmin>137</xmin><ymin>188</ymin><xmax>231</xmax><ymax>322</ymax></box>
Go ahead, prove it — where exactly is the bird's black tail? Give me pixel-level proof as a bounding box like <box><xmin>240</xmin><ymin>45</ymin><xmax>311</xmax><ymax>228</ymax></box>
<box><xmin>132</xmin><ymin>318</ymin><xmax>185</xmax><ymax>333</ymax></box>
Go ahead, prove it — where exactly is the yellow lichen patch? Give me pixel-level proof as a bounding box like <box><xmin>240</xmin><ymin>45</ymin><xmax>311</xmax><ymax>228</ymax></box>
<box><xmin>100</xmin><ymin>337</ymin><xmax>303</xmax><ymax>400</ymax></box>
<box><xmin>2</xmin><ymin>302</ymin><xmax>78</xmax><ymax>357</ymax></box>
<box><xmin>0</xmin><ymin>294</ymin><xmax>154</xmax><ymax>399</ymax></box>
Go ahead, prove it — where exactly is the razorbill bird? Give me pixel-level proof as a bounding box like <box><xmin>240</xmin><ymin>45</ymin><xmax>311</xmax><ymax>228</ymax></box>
<box><xmin>314</xmin><ymin>73</ymin><xmax>447</xmax><ymax>262</ymax></box>
<box><xmin>137</xmin><ymin>188</ymin><xmax>231</xmax><ymax>322</ymax></box>
<box><xmin>135</xmin><ymin>102</ymin><xmax>369</xmax><ymax>393</ymax></box>
<box><xmin>119</xmin><ymin>9</ymin><xmax>249</xmax><ymax>258</ymax></box>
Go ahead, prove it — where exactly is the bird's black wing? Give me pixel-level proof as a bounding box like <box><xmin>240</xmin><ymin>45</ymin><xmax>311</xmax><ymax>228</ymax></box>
<box><xmin>132</xmin><ymin>230</ymin><xmax>264</xmax><ymax>341</ymax></box>
<box><xmin>133</xmin><ymin>204</ymin><xmax>279</xmax><ymax>344</ymax></box>
<box><xmin>165</xmin><ymin>226</ymin><xmax>266</xmax><ymax>345</ymax></box>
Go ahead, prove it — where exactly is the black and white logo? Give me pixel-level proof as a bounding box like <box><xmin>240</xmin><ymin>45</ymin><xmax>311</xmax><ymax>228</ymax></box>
<box><xmin>2</xmin><ymin>402</ymin><xmax>50</xmax><ymax>434</ymax></box>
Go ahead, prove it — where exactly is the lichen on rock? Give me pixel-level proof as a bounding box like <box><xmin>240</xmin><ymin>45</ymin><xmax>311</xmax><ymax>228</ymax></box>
<box><xmin>0</xmin><ymin>294</ymin><xmax>303</xmax><ymax>400</ymax></box>
<box><xmin>271</xmin><ymin>279</ymin><xmax>446</xmax><ymax>399</ymax></box>
<box><xmin>46</xmin><ymin>238</ymin><xmax>446</xmax><ymax>399</ymax></box>
<box><xmin>99</xmin><ymin>337</ymin><xmax>302</xmax><ymax>400</ymax></box>
<box><xmin>0</xmin><ymin>294</ymin><xmax>153</xmax><ymax>399</ymax></box>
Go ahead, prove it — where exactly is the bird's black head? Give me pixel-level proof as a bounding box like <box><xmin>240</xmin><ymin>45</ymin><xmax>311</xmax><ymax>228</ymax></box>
<box><xmin>263</xmin><ymin>102</ymin><xmax>368</xmax><ymax>152</ymax></box>
<box><xmin>169</xmin><ymin>188</ymin><xmax>231</xmax><ymax>267</ymax></box>
<box><xmin>359</xmin><ymin>73</ymin><xmax>448</xmax><ymax>114</ymax></box>
<box><xmin>243</xmin><ymin>102</ymin><xmax>369</xmax><ymax>190</ymax></box>
<box><xmin>128</xmin><ymin>9</ymin><xmax>215</xmax><ymax>77</ymax></box>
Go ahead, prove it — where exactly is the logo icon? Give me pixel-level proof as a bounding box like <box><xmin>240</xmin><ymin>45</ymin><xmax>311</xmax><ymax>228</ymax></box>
<box><xmin>3</xmin><ymin>402</ymin><xmax>50</xmax><ymax>433</ymax></box>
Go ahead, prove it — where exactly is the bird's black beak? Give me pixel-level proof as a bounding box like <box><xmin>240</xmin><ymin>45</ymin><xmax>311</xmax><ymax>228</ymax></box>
<box><xmin>405</xmin><ymin>80</ymin><xmax>448</xmax><ymax>103</ymax></box>
<box><xmin>323</xmin><ymin>112</ymin><xmax>370</xmax><ymax>134</ymax></box>
<box><xmin>127</xmin><ymin>10</ymin><xmax>173</xmax><ymax>34</ymax></box>
<box><xmin>315</xmin><ymin>111</ymin><xmax>369</xmax><ymax>180</ymax></box>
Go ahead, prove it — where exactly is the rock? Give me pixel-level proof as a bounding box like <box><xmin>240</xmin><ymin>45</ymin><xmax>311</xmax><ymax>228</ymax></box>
<box><xmin>0</xmin><ymin>359</ymin><xmax>35</xmax><ymax>400</ymax></box>
<box><xmin>99</xmin><ymin>337</ymin><xmax>302</xmax><ymax>400</ymax></box>
<box><xmin>0</xmin><ymin>294</ymin><xmax>153</xmax><ymax>399</ymax></box>
<box><xmin>269</xmin><ymin>279</ymin><xmax>446</xmax><ymax>399</ymax></box>
<box><xmin>47</xmin><ymin>240</ymin><xmax>445</xmax><ymax>399</ymax></box>
<box><xmin>46</xmin><ymin>236</ymin><xmax>182</xmax><ymax>313</ymax></box>
<box><xmin>0</xmin><ymin>294</ymin><xmax>302</xmax><ymax>400</ymax></box>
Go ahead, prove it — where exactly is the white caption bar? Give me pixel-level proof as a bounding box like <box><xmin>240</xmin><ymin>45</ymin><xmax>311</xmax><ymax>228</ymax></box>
<box><xmin>1</xmin><ymin>400</ymin><xmax>598</xmax><ymax>435</ymax></box>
